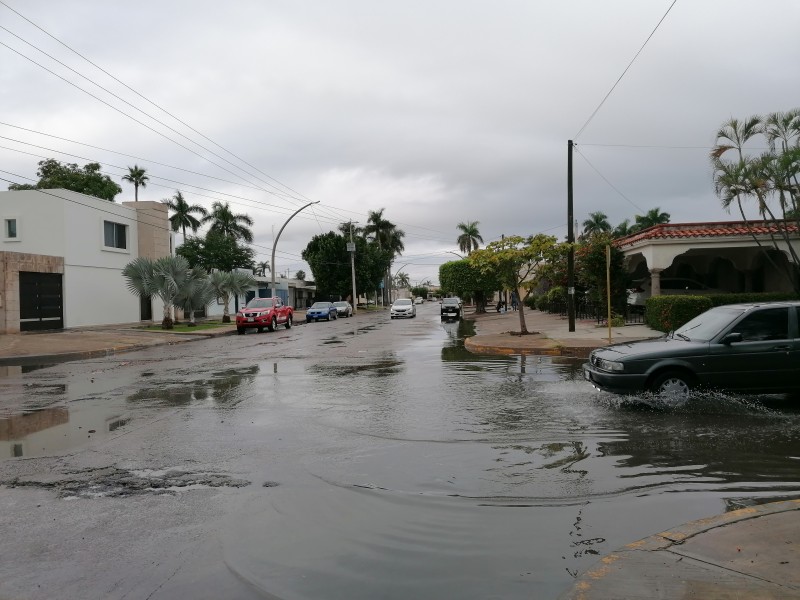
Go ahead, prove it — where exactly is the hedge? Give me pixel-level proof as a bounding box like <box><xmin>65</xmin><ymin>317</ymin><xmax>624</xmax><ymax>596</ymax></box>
<box><xmin>645</xmin><ymin>292</ymin><xmax>800</xmax><ymax>332</ymax></box>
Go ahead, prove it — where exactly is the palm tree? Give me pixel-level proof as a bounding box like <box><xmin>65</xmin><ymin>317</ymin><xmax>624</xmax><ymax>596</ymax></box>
<box><xmin>163</xmin><ymin>191</ymin><xmax>208</xmax><ymax>244</ymax></box>
<box><xmin>204</xmin><ymin>201</ymin><xmax>254</xmax><ymax>242</ymax></box>
<box><xmin>122</xmin><ymin>256</ymin><xmax>192</xmax><ymax>329</ymax></box>
<box><xmin>456</xmin><ymin>221</ymin><xmax>484</xmax><ymax>255</ymax></box>
<box><xmin>394</xmin><ymin>271</ymin><xmax>410</xmax><ymax>289</ymax></box>
<box><xmin>254</xmin><ymin>261</ymin><xmax>271</xmax><ymax>277</ymax></box>
<box><xmin>364</xmin><ymin>209</ymin><xmax>405</xmax><ymax>304</ymax></box>
<box><xmin>209</xmin><ymin>271</ymin><xmax>256</xmax><ymax>323</ymax></box>
<box><xmin>122</xmin><ymin>165</ymin><xmax>149</xmax><ymax>201</ymax></box>
<box><xmin>613</xmin><ymin>219</ymin><xmax>633</xmax><ymax>238</ymax></box>
<box><xmin>632</xmin><ymin>208</ymin><xmax>670</xmax><ymax>232</ymax></box>
<box><xmin>175</xmin><ymin>268</ymin><xmax>214</xmax><ymax>326</ymax></box>
<box><xmin>581</xmin><ymin>212</ymin><xmax>612</xmax><ymax>238</ymax></box>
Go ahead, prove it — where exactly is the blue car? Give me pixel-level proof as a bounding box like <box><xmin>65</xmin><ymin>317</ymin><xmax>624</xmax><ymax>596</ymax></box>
<box><xmin>306</xmin><ymin>301</ymin><xmax>338</xmax><ymax>323</ymax></box>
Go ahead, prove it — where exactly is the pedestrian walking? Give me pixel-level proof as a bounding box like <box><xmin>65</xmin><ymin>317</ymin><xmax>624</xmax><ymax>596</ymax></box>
<box><xmin>511</xmin><ymin>292</ymin><xmax>518</xmax><ymax>311</ymax></box>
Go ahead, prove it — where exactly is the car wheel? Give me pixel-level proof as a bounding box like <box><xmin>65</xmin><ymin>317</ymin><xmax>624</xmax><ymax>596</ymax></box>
<box><xmin>285</xmin><ymin>315</ymin><xmax>292</xmax><ymax>329</ymax></box>
<box><xmin>237</xmin><ymin>327</ymin><xmax>245</xmax><ymax>335</ymax></box>
<box><xmin>650</xmin><ymin>371</ymin><xmax>693</xmax><ymax>400</ymax></box>
<box><xmin>257</xmin><ymin>327</ymin><xmax>264</xmax><ymax>333</ymax></box>
<box><xmin>267</xmin><ymin>317</ymin><xmax>277</xmax><ymax>332</ymax></box>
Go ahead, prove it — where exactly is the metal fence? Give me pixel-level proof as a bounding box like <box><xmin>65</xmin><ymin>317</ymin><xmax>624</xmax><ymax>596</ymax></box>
<box><xmin>539</xmin><ymin>300</ymin><xmax>646</xmax><ymax>325</ymax></box>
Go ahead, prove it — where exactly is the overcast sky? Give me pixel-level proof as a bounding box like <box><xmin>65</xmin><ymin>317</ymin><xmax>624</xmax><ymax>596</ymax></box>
<box><xmin>2</xmin><ymin>1</ymin><xmax>799</xmax><ymax>285</ymax></box>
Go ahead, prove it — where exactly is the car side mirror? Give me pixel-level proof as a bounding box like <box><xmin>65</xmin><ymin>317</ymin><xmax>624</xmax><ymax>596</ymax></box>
<box><xmin>721</xmin><ymin>332</ymin><xmax>743</xmax><ymax>345</ymax></box>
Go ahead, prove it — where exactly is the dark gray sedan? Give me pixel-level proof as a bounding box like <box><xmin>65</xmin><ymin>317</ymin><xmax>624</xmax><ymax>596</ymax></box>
<box><xmin>583</xmin><ymin>301</ymin><xmax>800</xmax><ymax>398</ymax></box>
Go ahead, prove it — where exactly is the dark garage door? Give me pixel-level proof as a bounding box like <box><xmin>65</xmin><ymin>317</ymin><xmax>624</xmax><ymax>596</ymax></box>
<box><xmin>19</xmin><ymin>272</ymin><xmax>64</xmax><ymax>332</ymax></box>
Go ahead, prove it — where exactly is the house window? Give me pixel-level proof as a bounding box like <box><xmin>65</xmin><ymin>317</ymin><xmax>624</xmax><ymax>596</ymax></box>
<box><xmin>104</xmin><ymin>220</ymin><xmax>127</xmax><ymax>249</ymax></box>
<box><xmin>4</xmin><ymin>218</ymin><xmax>17</xmax><ymax>239</ymax></box>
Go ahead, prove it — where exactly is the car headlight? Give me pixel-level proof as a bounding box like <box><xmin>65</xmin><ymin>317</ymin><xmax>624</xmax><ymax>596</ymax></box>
<box><xmin>598</xmin><ymin>358</ymin><xmax>624</xmax><ymax>372</ymax></box>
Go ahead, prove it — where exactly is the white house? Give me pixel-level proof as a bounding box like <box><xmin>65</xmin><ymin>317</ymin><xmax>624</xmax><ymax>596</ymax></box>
<box><xmin>0</xmin><ymin>189</ymin><xmax>173</xmax><ymax>334</ymax></box>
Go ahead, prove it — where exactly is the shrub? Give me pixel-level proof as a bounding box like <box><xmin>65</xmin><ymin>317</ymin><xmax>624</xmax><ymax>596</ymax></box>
<box><xmin>524</xmin><ymin>295</ymin><xmax>538</xmax><ymax>310</ymax></box>
<box><xmin>706</xmin><ymin>292</ymin><xmax>799</xmax><ymax>306</ymax></box>
<box><xmin>645</xmin><ymin>295</ymin><xmax>712</xmax><ymax>332</ymax></box>
<box><xmin>546</xmin><ymin>286</ymin><xmax>565</xmax><ymax>302</ymax></box>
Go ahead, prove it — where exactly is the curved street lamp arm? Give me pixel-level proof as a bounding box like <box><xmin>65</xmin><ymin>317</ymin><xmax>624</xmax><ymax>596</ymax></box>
<box><xmin>271</xmin><ymin>201</ymin><xmax>320</xmax><ymax>296</ymax></box>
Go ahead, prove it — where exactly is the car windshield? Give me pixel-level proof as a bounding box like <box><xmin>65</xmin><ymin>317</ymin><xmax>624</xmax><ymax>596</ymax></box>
<box><xmin>333</xmin><ymin>302</ymin><xmax>348</xmax><ymax>308</ymax></box>
<box><xmin>442</xmin><ymin>299</ymin><xmax>459</xmax><ymax>306</ymax></box>
<box><xmin>246</xmin><ymin>298</ymin><xmax>274</xmax><ymax>309</ymax></box>
<box><xmin>673</xmin><ymin>306</ymin><xmax>746</xmax><ymax>341</ymax></box>
<box><xmin>310</xmin><ymin>302</ymin><xmax>329</xmax><ymax>309</ymax></box>
<box><xmin>394</xmin><ymin>299</ymin><xmax>412</xmax><ymax>306</ymax></box>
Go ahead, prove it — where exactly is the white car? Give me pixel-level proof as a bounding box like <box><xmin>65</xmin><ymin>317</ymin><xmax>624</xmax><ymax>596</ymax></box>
<box><xmin>414</xmin><ymin>297</ymin><xmax>424</xmax><ymax>304</ymax></box>
<box><xmin>333</xmin><ymin>301</ymin><xmax>353</xmax><ymax>317</ymax></box>
<box><xmin>390</xmin><ymin>298</ymin><xmax>416</xmax><ymax>319</ymax></box>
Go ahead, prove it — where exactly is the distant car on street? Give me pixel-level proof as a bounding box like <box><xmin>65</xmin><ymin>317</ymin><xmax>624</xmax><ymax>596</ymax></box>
<box><xmin>584</xmin><ymin>301</ymin><xmax>800</xmax><ymax>400</ymax></box>
<box><xmin>414</xmin><ymin>297</ymin><xmax>423</xmax><ymax>304</ymax></box>
<box><xmin>390</xmin><ymin>298</ymin><xmax>416</xmax><ymax>319</ymax></box>
<box><xmin>306</xmin><ymin>302</ymin><xmax>338</xmax><ymax>322</ymax></box>
<box><xmin>440</xmin><ymin>297</ymin><xmax>461</xmax><ymax>320</ymax></box>
<box><xmin>236</xmin><ymin>296</ymin><xmax>293</xmax><ymax>334</ymax></box>
<box><xmin>333</xmin><ymin>301</ymin><xmax>353</xmax><ymax>318</ymax></box>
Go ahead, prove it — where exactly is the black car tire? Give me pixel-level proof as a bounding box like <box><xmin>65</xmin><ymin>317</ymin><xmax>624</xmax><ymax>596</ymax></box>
<box><xmin>257</xmin><ymin>327</ymin><xmax>264</xmax><ymax>333</ymax></box>
<box><xmin>268</xmin><ymin>317</ymin><xmax>277</xmax><ymax>332</ymax></box>
<box><xmin>285</xmin><ymin>315</ymin><xmax>292</xmax><ymax>329</ymax></box>
<box><xmin>237</xmin><ymin>327</ymin><xmax>245</xmax><ymax>335</ymax></box>
<box><xmin>650</xmin><ymin>371</ymin><xmax>693</xmax><ymax>399</ymax></box>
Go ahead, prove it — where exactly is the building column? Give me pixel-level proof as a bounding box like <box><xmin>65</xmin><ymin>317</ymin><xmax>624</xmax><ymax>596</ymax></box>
<box><xmin>650</xmin><ymin>268</ymin><xmax>664</xmax><ymax>297</ymax></box>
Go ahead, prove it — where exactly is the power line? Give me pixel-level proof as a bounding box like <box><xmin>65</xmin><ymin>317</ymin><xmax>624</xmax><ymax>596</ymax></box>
<box><xmin>574</xmin><ymin>0</ymin><xmax>677</xmax><ymax>140</ymax></box>
<box><xmin>574</xmin><ymin>146</ymin><xmax>645</xmax><ymax>213</ymax></box>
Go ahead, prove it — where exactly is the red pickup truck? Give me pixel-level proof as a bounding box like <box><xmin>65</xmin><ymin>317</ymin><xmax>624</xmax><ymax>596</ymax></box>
<box><xmin>235</xmin><ymin>296</ymin><xmax>293</xmax><ymax>334</ymax></box>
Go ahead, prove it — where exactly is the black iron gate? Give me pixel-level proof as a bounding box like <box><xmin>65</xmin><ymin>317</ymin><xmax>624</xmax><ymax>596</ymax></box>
<box><xmin>19</xmin><ymin>272</ymin><xmax>63</xmax><ymax>331</ymax></box>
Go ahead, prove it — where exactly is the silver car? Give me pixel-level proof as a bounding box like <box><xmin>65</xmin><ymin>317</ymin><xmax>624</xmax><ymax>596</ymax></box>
<box><xmin>390</xmin><ymin>298</ymin><xmax>416</xmax><ymax>319</ymax></box>
<box><xmin>333</xmin><ymin>301</ymin><xmax>353</xmax><ymax>317</ymax></box>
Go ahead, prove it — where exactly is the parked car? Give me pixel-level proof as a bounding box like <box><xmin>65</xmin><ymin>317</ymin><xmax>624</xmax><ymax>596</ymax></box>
<box><xmin>306</xmin><ymin>301</ymin><xmax>338</xmax><ymax>322</ymax></box>
<box><xmin>333</xmin><ymin>301</ymin><xmax>353</xmax><ymax>318</ymax></box>
<box><xmin>627</xmin><ymin>277</ymin><xmax>723</xmax><ymax>306</ymax></box>
<box><xmin>390</xmin><ymin>298</ymin><xmax>416</xmax><ymax>319</ymax></box>
<box><xmin>414</xmin><ymin>297</ymin><xmax>424</xmax><ymax>305</ymax></box>
<box><xmin>440</xmin><ymin>297</ymin><xmax>461</xmax><ymax>320</ymax></box>
<box><xmin>583</xmin><ymin>301</ymin><xmax>800</xmax><ymax>399</ymax></box>
<box><xmin>236</xmin><ymin>296</ymin><xmax>293</xmax><ymax>334</ymax></box>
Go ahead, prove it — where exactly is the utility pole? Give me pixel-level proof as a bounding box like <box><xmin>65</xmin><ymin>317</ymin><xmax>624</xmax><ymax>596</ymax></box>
<box><xmin>348</xmin><ymin>221</ymin><xmax>358</xmax><ymax>315</ymax></box>
<box><xmin>502</xmin><ymin>234</ymin><xmax>508</xmax><ymax>309</ymax></box>
<box><xmin>567</xmin><ymin>140</ymin><xmax>576</xmax><ymax>331</ymax></box>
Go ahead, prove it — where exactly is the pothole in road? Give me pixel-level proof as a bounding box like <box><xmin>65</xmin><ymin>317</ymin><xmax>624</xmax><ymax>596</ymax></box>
<box><xmin>1</xmin><ymin>466</ymin><xmax>251</xmax><ymax>499</ymax></box>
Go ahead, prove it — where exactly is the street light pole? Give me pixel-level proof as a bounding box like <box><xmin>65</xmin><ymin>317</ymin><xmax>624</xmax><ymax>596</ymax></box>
<box><xmin>271</xmin><ymin>200</ymin><xmax>320</xmax><ymax>298</ymax></box>
<box><xmin>348</xmin><ymin>221</ymin><xmax>358</xmax><ymax>315</ymax></box>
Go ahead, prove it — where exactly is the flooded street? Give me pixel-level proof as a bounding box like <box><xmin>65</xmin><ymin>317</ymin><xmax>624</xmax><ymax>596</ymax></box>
<box><xmin>2</xmin><ymin>303</ymin><xmax>800</xmax><ymax>599</ymax></box>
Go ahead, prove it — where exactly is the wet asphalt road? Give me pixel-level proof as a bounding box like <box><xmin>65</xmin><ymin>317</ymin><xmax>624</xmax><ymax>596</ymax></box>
<box><xmin>2</xmin><ymin>303</ymin><xmax>800</xmax><ymax>599</ymax></box>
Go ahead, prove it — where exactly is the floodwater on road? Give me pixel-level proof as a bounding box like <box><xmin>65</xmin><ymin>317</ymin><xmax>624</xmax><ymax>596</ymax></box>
<box><xmin>1</xmin><ymin>307</ymin><xmax>800</xmax><ymax>599</ymax></box>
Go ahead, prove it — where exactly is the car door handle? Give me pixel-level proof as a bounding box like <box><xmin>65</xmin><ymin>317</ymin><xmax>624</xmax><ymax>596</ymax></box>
<box><xmin>772</xmin><ymin>345</ymin><xmax>791</xmax><ymax>350</ymax></box>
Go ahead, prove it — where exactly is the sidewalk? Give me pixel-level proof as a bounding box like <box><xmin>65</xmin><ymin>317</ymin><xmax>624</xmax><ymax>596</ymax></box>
<box><xmin>558</xmin><ymin>499</ymin><xmax>800</xmax><ymax>599</ymax></box>
<box><xmin>465</xmin><ymin>307</ymin><xmax>661</xmax><ymax>358</ymax></box>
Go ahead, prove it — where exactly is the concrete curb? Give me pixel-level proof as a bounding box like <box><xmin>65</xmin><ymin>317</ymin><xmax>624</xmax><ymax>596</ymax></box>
<box><xmin>559</xmin><ymin>499</ymin><xmax>800</xmax><ymax>599</ymax></box>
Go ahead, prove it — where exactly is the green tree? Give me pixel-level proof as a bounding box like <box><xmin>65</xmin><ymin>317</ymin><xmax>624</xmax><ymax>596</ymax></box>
<box><xmin>612</xmin><ymin>219</ymin><xmax>633</xmax><ymax>238</ymax></box>
<box><xmin>632</xmin><ymin>207</ymin><xmax>670</xmax><ymax>232</ymax></box>
<box><xmin>581</xmin><ymin>211</ymin><xmax>611</xmax><ymax>238</ymax></box>
<box><xmin>575</xmin><ymin>233</ymin><xmax>629</xmax><ymax>313</ymax></box>
<box><xmin>254</xmin><ymin>261</ymin><xmax>271</xmax><ymax>277</ymax></box>
<box><xmin>8</xmin><ymin>158</ymin><xmax>122</xmax><ymax>201</ymax></box>
<box><xmin>364</xmin><ymin>209</ymin><xmax>405</xmax><ymax>303</ymax></box>
<box><xmin>122</xmin><ymin>255</ymin><xmax>193</xmax><ymax>329</ymax></box>
<box><xmin>203</xmin><ymin>201</ymin><xmax>254</xmax><ymax>242</ymax></box>
<box><xmin>302</xmin><ymin>231</ymin><xmax>387</xmax><ymax>299</ymax></box>
<box><xmin>294</xmin><ymin>270</ymin><xmax>306</xmax><ymax>281</ymax></box>
<box><xmin>394</xmin><ymin>271</ymin><xmax>411</xmax><ymax>289</ymax></box>
<box><xmin>174</xmin><ymin>268</ymin><xmax>214</xmax><ymax>326</ymax></box>
<box><xmin>177</xmin><ymin>231</ymin><xmax>255</xmax><ymax>273</ymax></box>
<box><xmin>456</xmin><ymin>221</ymin><xmax>484</xmax><ymax>255</ymax></box>
<box><xmin>121</xmin><ymin>164</ymin><xmax>149</xmax><ymax>202</ymax></box>
<box><xmin>164</xmin><ymin>191</ymin><xmax>208</xmax><ymax>244</ymax></box>
<box><xmin>469</xmin><ymin>234</ymin><xmax>559</xmax><ymax>333</ymax></box>
<box><xmin>209</xmin><ymin>271</ymin><xmax>256</xmax><ymax>323</ymax></box>
<box><xmin>409</xmin><ymin>285</ymin><xmax>429</xmax><ymax>299</ymax></box>
<box><xmin>438</xmin><ymin>259</ymin><xmax>498</xmax><ymax>313</ymax></box>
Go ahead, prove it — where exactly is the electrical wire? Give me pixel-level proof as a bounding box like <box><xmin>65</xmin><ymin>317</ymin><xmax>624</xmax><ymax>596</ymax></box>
<box><xmin>574</xmin><ymin>146</ymin><xmax>645</xmax><ymax>213</ymax></box>
<box><xmin>574</xmin><ymin>0</ymin><xmax>677</xmax><ymax>140</ymax></box>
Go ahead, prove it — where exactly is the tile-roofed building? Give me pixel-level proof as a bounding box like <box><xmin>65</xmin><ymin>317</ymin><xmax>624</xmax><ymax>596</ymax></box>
<box><xmin>614</xmin><ymin>219</ymin><xmax>799</xmax><ymax>301</ymax></box>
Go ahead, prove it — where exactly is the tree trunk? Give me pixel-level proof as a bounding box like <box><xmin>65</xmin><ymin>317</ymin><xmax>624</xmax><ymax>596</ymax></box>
<box><xmin>161</xmin><ymin>302</ymin><xmax>174</xmax><ymax>329</ymax></box>
<box><xmin>222</xmin><ymin>294</ymin><xmax>231</xmax><ymax>323</ymax></box>
<box><xmin>516</xmin><ymin>286</ymin><xmax>528</xmax><ymax>334</ymax></box>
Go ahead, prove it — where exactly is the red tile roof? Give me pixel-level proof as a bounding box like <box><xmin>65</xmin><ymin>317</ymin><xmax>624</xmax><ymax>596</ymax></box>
<box><xmin>615</xmin><ymin>220</ymin><xmax>800</xmax><ymax>247</ymax></box>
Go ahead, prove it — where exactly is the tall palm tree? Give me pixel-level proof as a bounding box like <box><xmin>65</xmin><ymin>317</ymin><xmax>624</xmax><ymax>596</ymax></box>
<box><xmin>364</xmin><ymin>209</ymin><xmax>404</xmax><ymax>304</ymax></box>
<box><xmin>204</xmin><ymin>201</ymin><xmax>254</xmax><ymax>242</ymax></box>
<box><xmin>456</xmin><ymin>221</ymin><xmax>484</xmax><ymax>255</ymax></box>
<box><xmin>613</xmin><ymin>219</ymin><xmax>633</xmax><ymax>238</ymax></box>
<box><xmin>164</xmin><ymin>191</ymin><xmax>208</xmax><ymax>244</ymax></box>
<box><xmin>254</xmin><ymin>261</ymin><xmax>271</xmax><ymax>277</ymax></box>
<box><xmin>394</xmin><ymin>271</ymin><xmax>410</xmax><ymax>289</ymax></box>
<box><xmin>581</xmin><ymin>212</ymin><xmax>611</xmax><ymax>238</ymax></box>
<box><xmin>122</xmin><ymin>164</ymin><xmax>149</xmax><ymax>201</ymax></box>
<box><xmin>632</xmin><ymin>208</ymin><xmax>670</xmax><ymax>232</ymax></box>
<box><xmin>210</xmin><ymin>271</ymin><xmax>256</xmax><ymax>323</ymax></box>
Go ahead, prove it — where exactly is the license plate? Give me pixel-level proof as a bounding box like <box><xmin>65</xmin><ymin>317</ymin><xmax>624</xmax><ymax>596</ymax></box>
<box><xmin>247</xmin><ymin>318</ymin><xmax>254</xmax><ymax>322</ymax></box>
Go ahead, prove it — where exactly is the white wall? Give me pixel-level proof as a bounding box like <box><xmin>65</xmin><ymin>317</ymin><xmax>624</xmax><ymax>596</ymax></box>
<box><xmin>0</xmin><ymin>189</ymin><xmax>67</xmax><ymax>255</ymax></box>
